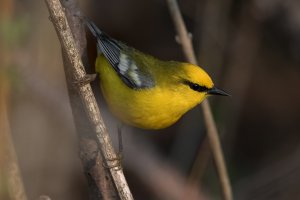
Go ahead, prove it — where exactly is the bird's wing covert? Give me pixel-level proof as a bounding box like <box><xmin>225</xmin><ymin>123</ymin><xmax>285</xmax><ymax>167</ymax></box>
<box><xmin>86</xmin><ymin>20</ymin><xmax>154</xmax><ymax>89</ymax></box>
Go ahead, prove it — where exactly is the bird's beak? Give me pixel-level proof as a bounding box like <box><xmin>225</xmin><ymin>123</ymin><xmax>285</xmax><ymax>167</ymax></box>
<box><xmin>207</xmin><ymin>87</ymin><xmax>230</xmax><ymax>96</ymax></box>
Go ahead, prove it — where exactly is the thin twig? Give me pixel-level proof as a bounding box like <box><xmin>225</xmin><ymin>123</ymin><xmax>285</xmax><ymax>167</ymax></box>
<box><xmin>201</xmin><ymin>101</ymin><xmax>232</xmax><ymax>200</ymax></box>
<box><xmin>44</xmin><ymin>0</ymin><xmax>133</xmax><ymax>199</ymax></box>
<box><xmin>166</xmin><ymin>0</ymin><xmax>197</xmax><ymax>64</ymax></box>
<box><xmin>190</xmin><ymin>0</ymin><xmax>233</xmax><ymax>184</ymax></box>
<box><xmin>166</xmin><ymin>0</ymin><xmax>233</xmax><ymax>200</ymax></box>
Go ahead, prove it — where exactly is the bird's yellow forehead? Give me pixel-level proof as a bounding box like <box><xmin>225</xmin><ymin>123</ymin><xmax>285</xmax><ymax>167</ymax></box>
<box><xmin>183</xmin><ymin>64</ymin><xmax>214</xmax><ymax>88</ymax></box>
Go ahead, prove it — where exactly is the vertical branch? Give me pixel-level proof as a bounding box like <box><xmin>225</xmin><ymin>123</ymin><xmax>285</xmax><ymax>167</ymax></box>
<box><xmin>0</xmin><ymin>75</ymin><xmax>27</xmax><ymax>200</ymax></box>
<box><xmin>166</xmin><ymin>0</ymin><xmax>233</xmax><ymax>200</ymax></box>
<box><xmin>60</xmin><ymin>0</ymin><xmax>117</xmax><ymax>198</ymax></box>
<box><xmin>44</xmin><ymin>0</ymin><xmax>133</xmax><ymax>199</ymax></box>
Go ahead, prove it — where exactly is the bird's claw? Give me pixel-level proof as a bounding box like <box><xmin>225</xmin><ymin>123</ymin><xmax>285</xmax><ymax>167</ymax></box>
<box><xmin>74</xmin><ymin>74</ymin><xmax>97</xmax><ymax>86</ymax></box>
<box><xmin>102</xmin><ymin>153</ymin><xmax>123</xmax><ymax>171</ymax></box>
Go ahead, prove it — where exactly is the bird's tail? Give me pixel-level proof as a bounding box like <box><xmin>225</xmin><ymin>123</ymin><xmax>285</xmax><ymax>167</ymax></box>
<box><xmin>84</xmin><ymin>18</ymin><xmax>103</xmax><ymax>39</ymax></box>
<box><xmin>83</xmin><ymin>18</ymin><xmax>106</xmax><ymax>55</ymax></box>
<box><xmin>84</xmin><ymin>18</ymin><xmax>122</xmax><ymax>67</ymax></box>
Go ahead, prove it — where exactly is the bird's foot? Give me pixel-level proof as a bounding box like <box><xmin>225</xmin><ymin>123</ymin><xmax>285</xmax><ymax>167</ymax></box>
<box><xmin>103</xmin><ymin>153</ymin><xmax>123</xmax><ymax>171</ymax></box>
<box><xmin>74</xmin><ymin>74</ymin><xmax>97</xmax><ymax>86</ymax></box>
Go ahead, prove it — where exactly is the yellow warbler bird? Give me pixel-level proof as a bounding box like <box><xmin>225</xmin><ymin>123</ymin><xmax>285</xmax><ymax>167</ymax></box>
<box><xmin>86</xmin><ymin>20</ymin><xmax>229</xmax><ymax>130</ymax></box>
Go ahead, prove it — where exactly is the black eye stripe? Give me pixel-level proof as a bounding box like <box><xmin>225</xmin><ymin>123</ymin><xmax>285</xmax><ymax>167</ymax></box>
<box><xmin>183</xmin><ymin>80</ymin><xmax>209</xmax><ymax>92</ymax></box>
<box><xmin>190</xmin><ymin>84</ymin><xmax>207</xmax><ymax>92</ymax></box>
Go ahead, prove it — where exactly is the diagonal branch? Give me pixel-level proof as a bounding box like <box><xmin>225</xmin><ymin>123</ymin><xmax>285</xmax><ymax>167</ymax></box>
<box><xmin>166</xmin><ymin>0</ymin><xmax>233</xmax><ymax>200</ymax></box>
<box><xmin>44</xmin><ymin>0</ymin><xmax>133</xmax><ymax>199</ymax></box>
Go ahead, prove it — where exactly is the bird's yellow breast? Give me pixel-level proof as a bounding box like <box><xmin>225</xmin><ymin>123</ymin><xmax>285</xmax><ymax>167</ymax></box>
<box><xmin>96</xmin><ymin>55</ymin><xmax>207</xmax><ymax>129</ymax></box>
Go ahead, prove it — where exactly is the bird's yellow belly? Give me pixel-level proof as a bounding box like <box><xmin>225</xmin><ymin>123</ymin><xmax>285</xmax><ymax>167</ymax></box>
<box><xmin>101</xmin><ymin>84</ymin><xmax>184</xmax><ymax>129</ymax></box>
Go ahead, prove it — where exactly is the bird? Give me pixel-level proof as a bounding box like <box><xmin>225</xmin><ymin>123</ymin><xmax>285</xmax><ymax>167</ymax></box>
<box><xmin>85</xmin><ymin>20</ymin><xmax>229</xmax><ymax>130</ymax></box>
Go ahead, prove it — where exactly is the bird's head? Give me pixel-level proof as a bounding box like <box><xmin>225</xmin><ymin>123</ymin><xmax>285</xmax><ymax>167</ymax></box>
<box><xmin>176</xmin><ymin>63</ymin><xmax>229</xmax><ymax>106</ymax></box>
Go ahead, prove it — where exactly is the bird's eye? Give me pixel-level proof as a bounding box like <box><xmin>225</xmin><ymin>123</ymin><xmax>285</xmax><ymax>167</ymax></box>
<box><xmin>190</xmin><ymin>83</ymin><xmax>200</xmax><ymax>91</ymax></box>
<box><xmin>186</xmin><ymin>82</ymin><xmax>208</xmax><ymax>92</ymax></box>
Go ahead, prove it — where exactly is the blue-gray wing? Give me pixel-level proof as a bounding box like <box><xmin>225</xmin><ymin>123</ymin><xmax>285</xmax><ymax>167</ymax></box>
<box><xmin>85</xmin><ymin>20</ymin><xmax>154</xmax><ymax>89</ymax></box>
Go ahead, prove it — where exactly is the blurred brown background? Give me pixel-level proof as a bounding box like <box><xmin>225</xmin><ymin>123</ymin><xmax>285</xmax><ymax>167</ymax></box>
<box><xmin>1</xmin><ymin>0</ymin><xmax>300</xmax><ymax>199</ymax></box>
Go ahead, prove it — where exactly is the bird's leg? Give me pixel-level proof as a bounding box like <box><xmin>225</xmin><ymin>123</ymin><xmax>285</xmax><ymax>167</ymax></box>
<box><xmin>117</xmin><ymin>123</ymin><xmax>123</xmax><ymax>159</ymax></box>
<box><xmin>102</xmin><ymin>123</ymin><xmax>124</xmax><ymax>170</ymax></box>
